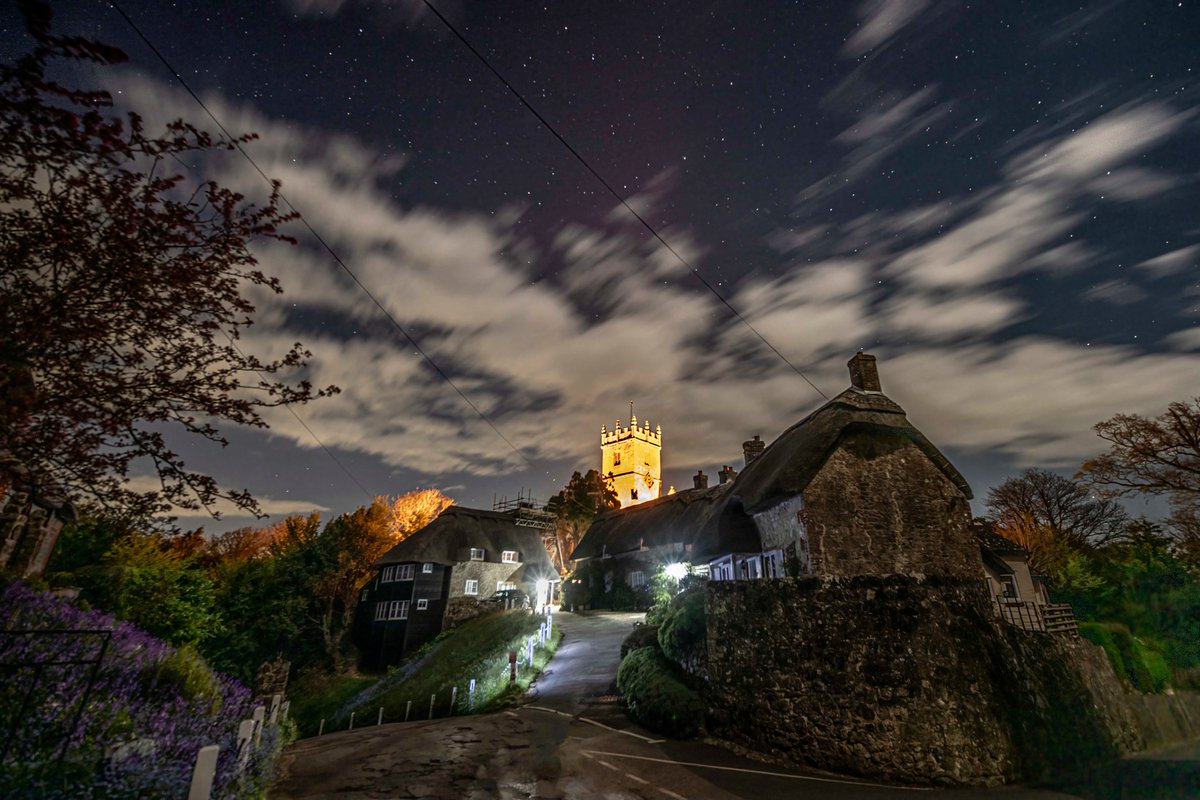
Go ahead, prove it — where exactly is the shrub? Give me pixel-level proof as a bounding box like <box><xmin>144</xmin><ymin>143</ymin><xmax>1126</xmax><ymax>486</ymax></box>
<box><xmin>621</xmin><ymin>625</ymin><xmax>660</xmax><ymax>659</ymax></box>
<box><xmin>616</xmin><ymin>645</ymin><xmax>705</xmax><ymax>739</ymax></box>
<box><xmin>0</xmin><ymin>580</ymin><xmax>282</xmax><ymax>799</ymax></box>
<box><xmin>658</xmin><ymin>588</ymin><xmax>706</xmax><ymax>674</ymax></box>
<box><xmin>1080</xmin><ymin>621</ymin><xmax>1170</xmax><ymax>692</ymax></box>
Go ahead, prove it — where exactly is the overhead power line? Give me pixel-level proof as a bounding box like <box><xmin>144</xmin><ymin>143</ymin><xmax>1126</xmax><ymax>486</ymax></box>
<box><xmin>418</xmin><ymin>0</ymin><xmax>830</xmax><ymax>402</ymax></box>
<box><xmin>107</xmin><ymin>0</ymin><xmax>544</xmax><ymax>480</ymax></box>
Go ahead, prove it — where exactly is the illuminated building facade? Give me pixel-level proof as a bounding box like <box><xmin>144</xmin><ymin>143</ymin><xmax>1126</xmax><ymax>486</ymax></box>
<box><xmin>601</xmin><ymin>413</ymin><xmax>662</xmax><ymax>508</ymax></box>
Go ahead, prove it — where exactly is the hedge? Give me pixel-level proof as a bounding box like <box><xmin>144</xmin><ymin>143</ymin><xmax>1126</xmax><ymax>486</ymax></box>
<box><xmin>621</xmin><ymin>624</ymin><xmax>660</xmax><ymax>659</ymax></box>
<box><xmin>616</xmin><ymin>645</ymin><xmax>705</xmax><ymax>739</ymax></box>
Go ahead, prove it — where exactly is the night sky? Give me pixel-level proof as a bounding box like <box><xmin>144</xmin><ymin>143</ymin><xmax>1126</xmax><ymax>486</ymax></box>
<box><xmin>6</xmin><ymin>1</ymin><xmax>1199</xmax><ymax>530</ymax></box>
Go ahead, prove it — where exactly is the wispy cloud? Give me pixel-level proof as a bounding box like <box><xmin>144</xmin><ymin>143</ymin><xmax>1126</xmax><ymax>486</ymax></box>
<box><xmin>842</xmin><ymin>0</ymin><xmax>932</xmax><ymax>58</ymax></box>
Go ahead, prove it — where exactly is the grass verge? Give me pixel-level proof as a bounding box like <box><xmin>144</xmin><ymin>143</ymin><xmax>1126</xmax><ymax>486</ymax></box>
<box><xmin>348</xmin><ymin>610</ymin><xmax>561</xmax><ymax>724</ymax></box>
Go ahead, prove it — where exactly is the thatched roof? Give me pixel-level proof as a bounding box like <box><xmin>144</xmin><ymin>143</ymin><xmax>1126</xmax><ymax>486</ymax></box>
<box><xmin>570</xmin><ymin>482</ymin><xmax>762</xmax><ymax>561</ymax></box>
<box><xmin>973</xmin><ymin>523</ymin><xmax>1029</xmax><ymax>556</ymax></box>
<box><xmin>374</xmin><ymin>506</ymin><xmax>556</xmax><ymax>573</ymax></box>
<box><xmin>733</xmin><ymin>387</ymin><xmax>972</xmax><ymax>514</ymax></box>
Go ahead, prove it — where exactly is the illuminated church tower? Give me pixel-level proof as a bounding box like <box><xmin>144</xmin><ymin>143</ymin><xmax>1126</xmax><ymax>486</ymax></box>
<box><xmin>601</xmin><ymin>410</ymin><xmax>662</xmax><ymax>508</ymax></box>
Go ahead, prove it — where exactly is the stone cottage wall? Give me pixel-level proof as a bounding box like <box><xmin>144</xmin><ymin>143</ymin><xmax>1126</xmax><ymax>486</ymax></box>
<box><xmin>802</xmin><ymin>430</ymin><xmax>979</xmax><ymax>578</ymax></box>
<box><xmin>705</xmin><ymin>575</ymin><xmax>1143</xmax><ymax>786</ymax></box>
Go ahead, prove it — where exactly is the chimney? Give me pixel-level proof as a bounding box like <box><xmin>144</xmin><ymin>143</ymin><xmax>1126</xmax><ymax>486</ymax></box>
<box><xmin>742</xmin><ymin>434</ymin><xmax>764</xmax><ymax>467</ymax></box>
<box><xmin>848</xmin><ymin>352</ymin><xmax>882</xmax><ymax>392</ymax></box>
<box><xmin>693</xmin><ymin>470</ymin><xmax>708</xmax><ymax>490</ymax></box>
<box><xmin>719</xmin><ymin>465</ymin><xmax>737</xmax><ymax>485</ymax></box>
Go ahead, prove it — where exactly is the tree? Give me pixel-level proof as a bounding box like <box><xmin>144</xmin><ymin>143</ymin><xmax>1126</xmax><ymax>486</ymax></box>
<box><xmin>386</xmin><ymin>488</ymin><xmax>454</xmax><ymax>541</ymax></box>
<box><xmin>986</xmin><ymin>468</ymin><xmax>1128</xmax><ymax>549</ymax></box>
<box><xmin>0</xmin><ymin>3</ymin><xmax>336</xmax><ymax>521</ymax></box>
<box><xmin>1080</xmin><ymin>398</ymin><xmax>1200</xmax><ymax>546</ymax></box>
<box><xmin>546</xmin><ymin>469</ymin><xmax>619</xmax><ymax>572</ymax></box>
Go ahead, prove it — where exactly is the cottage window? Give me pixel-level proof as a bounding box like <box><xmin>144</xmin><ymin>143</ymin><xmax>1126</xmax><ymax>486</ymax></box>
<box><xmin>469</xmin><ymin>548</ymin><xmax>485</xmax><ymax>561</ymax></box>
<box><xmin>416</xmin><ymin>599</ymin><xmax>429</xmax><ymax>611</ymax></box>
<box><xmin>374</xmin><ymin>602</ymin><xmax>386</xmax><ymax>621</ymax></box>
<box><xmin>398</xmin><ymin>564</ymin><xmax>415</xmax><ymax>581</ymax></box>
<box><xmin>497</xmin><ymin>580</ymin><xmax>516</xmax><ymax>592</ymax></box>
<box><xmin>998</xmin><ymin>575</ymin><xmax>1019</xmax><ymax>599</ymax></box>
<box><xmin>381</xmin><ymin>566</ymin><xmax>396</xmax><ymax>583</ymax></box>
<box><xmin>628</xmin><ymin>570</ymin><xmax>645</xmax><ymax>588</ymax></box>
<box><xmin>464</xmin><ymin>579</ymin><xmax>479</xmax><ymax>596</ymax></box>
<box><xmin>361</xmin><ymin>588</ymin><xmax>369</xmax><ymax>602</ymax></box>
<box><xmin>387</xmin><ymin>600</ymin><xmax>409</xmax><ymax>620</ymax></box>
<box><xmin>613</xmin><ymin>453</ymin><xmax>621</xmax><ymax>466</ymax></box>
<box><xmin>501</xmin><ymin>550</ymin><xmax>518</xmax><ymax>563</ymax></box>
<box><xmin>630</xmin><ymin>488</ymin><xmax>638</xmax><ymax>501</ymax></box>
<box><xmin>422</xmin><ymin>562</ymin><xmax>433</xmax><ymax>573</ymax></box>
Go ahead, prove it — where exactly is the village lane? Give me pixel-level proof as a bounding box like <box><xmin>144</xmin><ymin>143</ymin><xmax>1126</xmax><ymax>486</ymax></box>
<box><xmin>272</xmin><ymin>611</ymin><xmax>1092</xmax><ymax>800</ymax></box>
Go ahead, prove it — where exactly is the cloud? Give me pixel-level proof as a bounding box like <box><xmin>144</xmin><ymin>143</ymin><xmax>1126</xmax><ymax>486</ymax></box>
<box><xmin>1082</xmin><ymin>279</ymin><xmax>1147</xmax><ymax>306</ymax></box>
<box><xmin>888</xmin><ymin>103</ymin><xmax>1190</xmax><ymax>290</ymax></box>
<box><xmin>123</xmin><ymin>475</ymin><xmax>330</xmax><ymax>519</ymax></box>
<box><xmin>1164</xmin><ymin>327</ymin><xmax>1200</xmax><ymax>351</ymax></box>
<box><xmin>1137</xmin><ymin>244</ymin><xmax>1200</xmax><ymax>276</ymax></box>
<box><xmin>104</xmin><ymin>73</ymin><xmax>1200</xmax><ymax>505</ymax></box>
<box><xmin>842</xmin><ymin>0</ymin><xmax>931</xmax><ymax>58</ymax></box>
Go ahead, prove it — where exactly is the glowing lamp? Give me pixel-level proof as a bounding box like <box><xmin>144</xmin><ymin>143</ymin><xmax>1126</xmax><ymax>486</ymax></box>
<box><xmin>664</xmin><ymin>562</ymin><xmax>688</xmax><ymax>581</ymax></box>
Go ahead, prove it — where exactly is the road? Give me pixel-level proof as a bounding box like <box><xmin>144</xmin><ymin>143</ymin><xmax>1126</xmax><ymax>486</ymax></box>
<box><xmin>272</xmin><ymin>612</ymin><xmax>1086</xmax><ymax>799</ymax></box>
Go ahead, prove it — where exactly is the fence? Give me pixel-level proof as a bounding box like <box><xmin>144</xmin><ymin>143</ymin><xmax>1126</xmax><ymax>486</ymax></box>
<box><xmin>0</xmin><ymin>629</ymin><xmax>111</xmax><ymax>770</ymax></box>
<box><xmin>990</xmin><ymin>593</ymin><xmax>1078</xmax><ymax>637</ymax></box>
<box><xmin>315</xmin><ymin>611</ymin><xmax>556</xmax><ymax>737</ymax></box>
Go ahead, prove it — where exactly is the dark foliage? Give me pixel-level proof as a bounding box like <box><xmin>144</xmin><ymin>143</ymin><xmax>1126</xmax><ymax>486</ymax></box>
<box><xmin>616</xmin><ymin>645</ymin><xmax>705</xmax><ymax>739</ymax></box>
<box><xmin>1</xmin><ymin>2</ymin><xmax>335</xmax><ymax>521</ymax></box>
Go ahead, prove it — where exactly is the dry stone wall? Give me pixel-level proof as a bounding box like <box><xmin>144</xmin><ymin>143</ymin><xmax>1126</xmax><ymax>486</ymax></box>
<box><xmin>705</xmin><ymin>575</ymin><xmax>1144</xmax><ymax>786</ymax></box>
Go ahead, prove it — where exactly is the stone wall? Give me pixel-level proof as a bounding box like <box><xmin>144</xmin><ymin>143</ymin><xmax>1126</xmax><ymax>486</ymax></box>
<box><xmin>802</xmin><ymin>430</ymin><xmax>979</xmax><ymax>578</ymax></box>
<box><xmin>705</xmin><ymin>575</ymin><xmax>1145</xmax><ymax>786</ymax></box>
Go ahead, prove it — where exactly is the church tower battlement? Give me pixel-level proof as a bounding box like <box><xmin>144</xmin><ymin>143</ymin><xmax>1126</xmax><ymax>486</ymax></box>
<box><xmin>600</xmin><ymin>412</ymin><xmax>662</xmax><ymax>508</ymax></box>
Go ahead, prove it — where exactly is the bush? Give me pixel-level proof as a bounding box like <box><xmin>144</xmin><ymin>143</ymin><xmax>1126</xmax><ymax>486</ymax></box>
<box><xmin>658</xmin><ymin>588</ymin><xmax>706</xmax><ymax>674</ymax></box>
<box><xmin>616</xmin><ymin>645</ymin><xmax>705</xmax><ymax>739</ymax></box>
<box><xmin>1080</xmin><ymin>621</ymin><xmax>1170</xmax><ymax>692</ymax></box>
<box><xmin>621</xmin><ymin>625</ymin><xmax>660</xmax><ymax>659</ymax></box>
<box><xmin>0</xmin><ymin>580</ymin><xmax>281</xmax><ymax>799</ymax></box>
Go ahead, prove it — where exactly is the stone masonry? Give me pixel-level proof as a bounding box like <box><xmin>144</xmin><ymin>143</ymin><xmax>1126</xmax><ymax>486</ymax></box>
<box><xmin>705</xmin><ymin>575</ymin><xmax>1144</xmax><ymax>786</ymax></box>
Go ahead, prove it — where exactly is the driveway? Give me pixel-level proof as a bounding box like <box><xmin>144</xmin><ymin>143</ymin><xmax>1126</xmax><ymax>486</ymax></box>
<box><xmin>530</xmin><ymin>611</ymin><xmax>643</xmax><ymax>713</ymax></box>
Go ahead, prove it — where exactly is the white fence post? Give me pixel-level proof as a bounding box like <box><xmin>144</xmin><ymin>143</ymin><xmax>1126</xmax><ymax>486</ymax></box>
<box><xmin>527</xmin><ymin>636</ymin><xmax>534</xmax><ymax>665</ymax></box>
<box><xmin>348</xmin><ymin>711</ymin><xmax>356</xmax><ymax>731</ymax></box>
<box><xmin>450</xmin><ymin>686</ymin><xmax>458</xmax><ymax>714</ymax></box>
<box><xmin>469</xmin><ymin>679</ymin><xmax>476</xmax><ymax>710</ymax></box>
<box><xmin>318</xmin><ymin>718</ymin><xmax>325</xmax><ymax>737</ymax></box>
<box><xmin>428</xmin><ymin>693</ymin><xmax>435</xmax><ymax>720</ymax></box>
<box><xmin>236</xmin><ymin>719</ymin><xmax>255</xmax><ymax>771</ymax></box>
<box><xmin>280</xmin><ymin>700</ymin><xmax>290</xmax><ymax>721</ymax></box>
<box><xmin>187</xmin><ymin>744</ymin><xmax>220</xmax><ymax>800</ymax></box>
<box><xmin>252</xmin><ymin>705</ymin><xmax>265</xmax><ymax>745</ymax></box>
<box><xmin>377</xmin><ymin>706</ymin><xmax>384</xmax><ymax>726</ymax></box>
<box><xmin>269</xmin><ymin>694</ymin><xmax>282</xmax><ymax>724</ymax></box>
<box><xmin>405</xmin><ymin>700</ymin><xmax>411</xmax><ymax>722</ymax></box>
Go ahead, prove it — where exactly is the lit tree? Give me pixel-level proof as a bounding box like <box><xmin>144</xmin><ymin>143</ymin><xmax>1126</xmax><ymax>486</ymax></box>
<box><xmin>0</xmin><ymin>2</ymin><xmax>336</xmax><ymax>521</ymax></box>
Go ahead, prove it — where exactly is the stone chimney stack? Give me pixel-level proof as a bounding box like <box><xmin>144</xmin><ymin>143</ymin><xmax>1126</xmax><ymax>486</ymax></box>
<box><xmin>693</xmin><ymin>470</ymin><xmax>708</xmax><ymax>490</ymax></box>
<box><xmin>719</xmin><ymin>465</ymin><xmax>738</xmax><ymax>485</ymax></box>
<box><xmin>848</xmin><ymin>352</ymin><xmax>882</xmax><ymax>392</ymax></box>
<box><xmin>742</xmin><ymin>434</ymin><xmax>764</xmax><ymax>467</ymax></box>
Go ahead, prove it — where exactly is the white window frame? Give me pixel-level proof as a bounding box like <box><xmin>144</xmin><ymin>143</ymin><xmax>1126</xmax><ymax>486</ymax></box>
<box><xmin>381</xmin><ymin>565</ymin><xmax>396</xmax><ymax>583</ymax></box>
<box><xmin>496</xmin><ymin>580</ymin><xmax>516</xmax><ymax>592</ymax></box>
<box><xmin>397</xmin><ymin>564</ymin><xmax>415</xmax><ymax>581</ymax></box>
<box><xmin>386</xmin><ymin>600</ymin><xmax>409</xmax><ymax>620</ymax></box>
<box><xmin>501</xmin><ymin>550</ymin><xmax>519</xmax><ymax>564</ymax></box>
<box><xmin>628</xmin><ymin>570</ymin><xmax>645</xmax><ymax>588</ymax></box>
<box><xmin>416</xmin><ymin>598</ymin><xmax>429</xmax><ymax>611</ymax></box>
<box><xmin>464</xmin><ymin>579</ymin><xmax>479</xmax><ymax>596</ymax></box>
<box><xmin>469</xmin><ymin>548</ymin><xmax>485</xmax><ymax>561</ymax></box>
<box><xmin>374</xmin><ymin>601</ymin><xmax>386</xmax><ymax>621</ymax></box>
<box><xmin>422</xmin><ymin>562</ymin><xmax>433</xmax><ymax>573</ymax></box>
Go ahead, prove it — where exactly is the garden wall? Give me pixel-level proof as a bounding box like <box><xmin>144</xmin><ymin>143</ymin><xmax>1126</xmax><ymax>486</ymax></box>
<box><xmin>705</xmin><ymin>575</ymin><xmax>1147</xmax><ymax>786</ymax></box>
